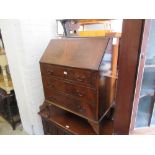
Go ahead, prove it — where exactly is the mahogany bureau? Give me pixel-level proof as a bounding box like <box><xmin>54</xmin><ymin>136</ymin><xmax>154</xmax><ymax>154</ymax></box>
<box><xmin>39</xmin><ymin>37</ymin><xmax>116</xmax><ymax>135</ymax></box>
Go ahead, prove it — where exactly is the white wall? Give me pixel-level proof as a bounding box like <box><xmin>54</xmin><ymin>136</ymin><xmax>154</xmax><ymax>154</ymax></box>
<box><xmin>0</xmin><ymin>19</ymin><xmax>57</xmax><ymax>134</ymax></box>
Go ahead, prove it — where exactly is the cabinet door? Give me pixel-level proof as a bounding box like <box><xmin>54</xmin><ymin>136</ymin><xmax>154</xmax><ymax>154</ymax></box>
<box><xmin>135</xmin><ymin>20</ymin><xmax>155</xmax><ymax>128</ymax></box>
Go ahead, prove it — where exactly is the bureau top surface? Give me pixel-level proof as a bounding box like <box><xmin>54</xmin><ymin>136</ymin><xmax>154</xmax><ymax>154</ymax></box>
<box><xmin>40</xmin><ymin>37</ymin><xmax>109</xmax><ymax>70</ymax></box>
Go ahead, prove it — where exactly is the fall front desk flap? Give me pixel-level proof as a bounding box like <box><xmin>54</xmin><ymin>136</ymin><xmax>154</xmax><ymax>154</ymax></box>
<box><xmin>40</xmin><ymin>37</ymin><xmax>110</xmax><ymax>71</ymax></box>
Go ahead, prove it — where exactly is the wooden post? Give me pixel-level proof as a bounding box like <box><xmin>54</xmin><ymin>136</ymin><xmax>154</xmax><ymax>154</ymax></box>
<box><xmin>114</xmin><ymin>20</ymin><xmax>144</xmax><ymax>134</ymax></box>
<box><xmin>109</xmin><ymin>37</ymin><xmax>119</xmax><ymax>104</ymax></box>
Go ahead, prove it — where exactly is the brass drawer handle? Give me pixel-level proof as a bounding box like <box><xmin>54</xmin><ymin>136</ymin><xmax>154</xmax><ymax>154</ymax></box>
<box><xmin>63</xmin><ymin>71</ymin><xmax>68</xmax><ymax>75</ymax></box>
<box><xmin>49</xmin><ymin>96</ymin><xmax>57</xmax><ymax>101</ymax></box>
<box><xmin>77</xmin><ymin>78</ymin><xmax>84</xmax><ymax>82</ymax></box>
<box><xmin>76</xmin><ymin>75</ymin><xmax>86</xmax><ymax>82</ymax></box>
<box><xmin>77</xmin><ymin>105</ymin><xmax>86</xmax><ymax>113</ymax></box>
<box><xmin>47</xmin><ymin>70</ymin><xmax>53</xmax><ymax>75</ymax></box>
<box><xmin>78</xmin><ymin>93</ymin><xmax>83</xmax><ymax>97</ymax></box>
<box><xmin>65</xmin><ymin>125</ymin><xmax>70</xmax><ymax>129</ymax></box>
<box><xmin>48</xmin><ymin>83</ymin><xmax>55</xmax><ymax>88</ymax></box>
<box><xmin>76</xmin><ymin>90</ymin><xmax>85</xmax><ymax>97</ymax></box>
<box><xmin>79</xmin><ymin>108</ymin><xmax>85</xmax><ymax>113</ymax></box>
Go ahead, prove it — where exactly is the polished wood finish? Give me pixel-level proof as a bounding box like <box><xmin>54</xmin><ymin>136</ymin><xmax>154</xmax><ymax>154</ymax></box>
<box><xmin>40</xmin><ymin>38</ymin><xmax>109</xmax><ymax>70</ymax></box>
<box><xmin>40</xmin><ymin>63</ymin><xmax>97</xmax><ymax>88</ymax></box>
<box><xmin>39</xmin><ymin>37</ymin><xmax>115</xmax><ymax>134</ymax></box>
<box><xmin>44</xmin><ymin>88</ymin><xmax>96</xmax><ymax>120</ymax></box>
<box><xmin>42</xmin><ymin>119</ymin><xmax>72</xmax><ymax>135</ymax></box>
<box><xmin>114</xmin><ymin>20</ymin><xmax>144</xmax><ymax>134</ymax></box>
<box><xmin>42</xmin><ymin>76</ymin><xmax>96</xmax><ymax>102</ymax></box>
<box><xmin>39</xmin><ymin>103</ymin><xmax>113</xmax><ymax>135</ymax></box>
<box><xmin>40</xmin><ymin>104</ymin><xmax>96</xmax><ymax>135</ymax></box>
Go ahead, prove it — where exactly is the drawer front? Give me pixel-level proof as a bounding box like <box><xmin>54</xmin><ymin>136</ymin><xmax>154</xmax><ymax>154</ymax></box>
<box><xmin>42</xmin><ymin>76</ymin><xmax>97</xmax><ymax>103</ymax></box>
<box><xmin>42</xmin><ymin>118</ymin><xmax>71</xmax><ymax>135</ymax></box>
<box><xmin>45</xmin><ymin>88</ymin><xmax>97</xmax><ymax>120</ymax></box>
<box><xmin>40</xmin><ymin>63</ymin><xmax>97</xmax><ymax>87</ymax></box>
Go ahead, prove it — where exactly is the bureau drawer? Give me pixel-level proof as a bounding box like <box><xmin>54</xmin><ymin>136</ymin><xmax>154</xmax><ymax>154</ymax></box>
<box><xmin>42</xmin><ymin>76</ymin><xmax>97</xmax><ymax>103</ymax></box>
<box><xmin>42</xmin><ymin>118</ymin><xmax>71</xmax><ymax>135</ymax></box>
<box><xmin>40</xmin><ymin>63</ymin><xmax>97</xmax><ymax>87</ymax></box>
<box><xmin>44</xmin><ymin>88</ymin><xmax>97</xmax><ymax>120</ymax></box>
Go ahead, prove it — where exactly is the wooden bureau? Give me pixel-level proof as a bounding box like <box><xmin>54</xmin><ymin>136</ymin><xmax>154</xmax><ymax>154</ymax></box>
<box><xmin>39</xmin><ymin>37</ymin><xmax>116</xmax><ymax>134</ymax></box>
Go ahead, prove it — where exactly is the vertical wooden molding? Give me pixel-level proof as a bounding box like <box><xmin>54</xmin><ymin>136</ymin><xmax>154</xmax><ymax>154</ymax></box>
<box><xmin>114</xmin><ymin>19</ymin><xmax>144</xmax><ymax>134</ymax></box>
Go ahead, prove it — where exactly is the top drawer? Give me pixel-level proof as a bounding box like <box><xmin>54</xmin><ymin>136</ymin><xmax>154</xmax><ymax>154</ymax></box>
<box><xmin>40</xmin><ymin>63</ymin><xmax>97</xmax><ymax>88</ymax></box>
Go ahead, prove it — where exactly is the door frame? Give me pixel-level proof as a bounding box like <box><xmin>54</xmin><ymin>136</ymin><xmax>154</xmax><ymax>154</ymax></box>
<box><xmin>129</xmin><ymin>20</ymin><xmax>152</xmax><ymax>131</ymax></box>
<box><xmin>114</xmin><ymin>19</ymin><xmax>145</xmax><ymax>134</ymax></box>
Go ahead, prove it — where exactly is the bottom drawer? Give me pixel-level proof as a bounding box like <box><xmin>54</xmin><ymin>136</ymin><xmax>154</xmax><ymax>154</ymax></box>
<box><xmin>45</xmin><ymin>88</ymin><xmax>97</xmax><ymax>120</ymax></box>
<box><xmin>42</xmin><ymin>118</ymin><xmax>71</xmax><ymax>135</ymax></box>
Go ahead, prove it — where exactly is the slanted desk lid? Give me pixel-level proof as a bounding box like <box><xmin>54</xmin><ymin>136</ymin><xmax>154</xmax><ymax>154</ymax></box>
<box><xmin>40</xmin><ymin>37</ymin><xmax>109</xmax><ymax>70</ymax></box>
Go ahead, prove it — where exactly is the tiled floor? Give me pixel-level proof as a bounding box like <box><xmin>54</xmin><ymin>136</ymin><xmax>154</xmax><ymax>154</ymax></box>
<box><xmin>0</xmin><ymin>116</ymin><xmax>28</xmax><ymax>135</ymax></box>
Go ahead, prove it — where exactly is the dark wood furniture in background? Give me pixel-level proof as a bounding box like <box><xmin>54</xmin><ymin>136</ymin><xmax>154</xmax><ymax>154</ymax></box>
<box><xmin>0</xmin><ymin>29</ymin><xmax>21</xmax><ymax>130</ymax></box>
<box><xmin>39</xmin><ymin>37</ymin><xmax>117</xmax><ymax>135</ymax></box>
<box><xmin>0</xmin><ymin>88</ymin><xmax>20</xmax><ymax>130</ymax></box>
